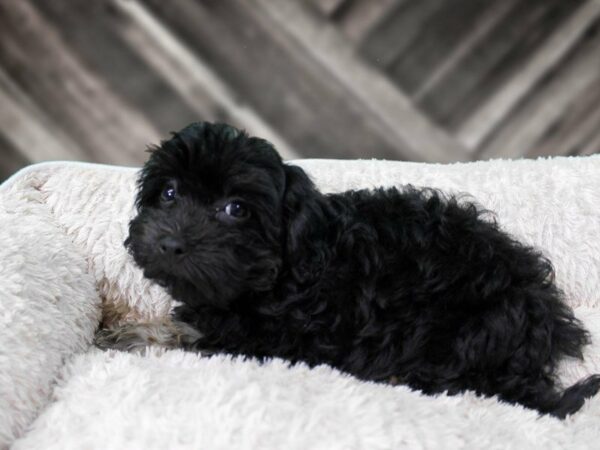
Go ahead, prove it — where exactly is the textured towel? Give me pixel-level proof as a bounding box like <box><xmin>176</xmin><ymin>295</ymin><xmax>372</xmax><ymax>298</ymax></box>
<box><xmin>1</xmin><ymin>156</ymin><xmax>600</xmax><ymax>449</ymax></box>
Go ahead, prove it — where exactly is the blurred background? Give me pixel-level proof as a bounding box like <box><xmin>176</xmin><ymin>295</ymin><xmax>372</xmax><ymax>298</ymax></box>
<box><xmin>1</xmin><ymin>0</ymin><xmax>599</xmax><ymax>181</ymax></box>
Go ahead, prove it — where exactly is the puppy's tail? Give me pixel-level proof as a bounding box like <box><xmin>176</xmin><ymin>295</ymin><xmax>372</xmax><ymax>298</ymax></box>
<box><xmin>544</xmin><ymin>375</ymin><xmax>600</xmax><ymax>418</ymax></box>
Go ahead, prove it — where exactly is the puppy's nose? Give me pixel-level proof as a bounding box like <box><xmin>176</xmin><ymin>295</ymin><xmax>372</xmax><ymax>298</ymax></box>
<box><xmin>158</xmin><ymin>236</ymin><xmax>186</xmax><ymax>256</ymax></box>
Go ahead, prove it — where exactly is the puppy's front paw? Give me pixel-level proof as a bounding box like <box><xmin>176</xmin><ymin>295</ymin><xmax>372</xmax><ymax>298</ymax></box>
<box><xmin>95</xmin><ymin>324</ymin><xmax>153</xmax><ymax>353</ymax></box>
<box><xmin>95</xmin><ymin>318</ymin><xmax>205</xmax><ymax>353</ymax></box>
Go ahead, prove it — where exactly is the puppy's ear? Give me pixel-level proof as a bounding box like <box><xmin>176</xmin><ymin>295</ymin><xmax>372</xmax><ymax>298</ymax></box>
<box><xmin>282</xmin><ymin>164</ymin><xmax>316</xmax><ymax>210</ymax></box>
<box><xmin>282</xmin><ymin>165</ymin><xmax>323</xmax><ymax>256</ymax></box>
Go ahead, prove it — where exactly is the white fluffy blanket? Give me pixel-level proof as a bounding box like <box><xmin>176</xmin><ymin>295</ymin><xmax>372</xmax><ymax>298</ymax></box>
<box><xmin>2</xmin><ymin>156</ymin><xmax>600</xmax><ymax>449</ymax></box>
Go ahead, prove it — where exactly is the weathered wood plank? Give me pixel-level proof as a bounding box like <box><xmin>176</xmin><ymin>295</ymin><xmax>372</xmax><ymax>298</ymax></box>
<box><xmin>113</xmin><ymin>0</ymin><xmax>298</xmax><ymax>160</ymax></box>
<box><xmin>249</xmin><ymin>0</ymin><xmax>468</xmax><ymax>162</ymax></box>
<box><xmin>412</xmin><ymin>0</ymin><xmax>519</xmax><ymax>103</ymax></box>
<box><xmin>388</xmin><ymin>0</ymin><xmax>494</xmax><ymax>97</ymax></box>
<box><xmin>580</xmin><ymin>134</ymin><xmax>600</xmax><ymax>156</ymax></box>
<box><xmin>142</xmin><ymin>0</ymin><xmax>450</xmax><ymax>161</ymax></box>
<box><xmin>27</xmin><ymin>0</ymin><xmax>201</xmax><ymax>141</ymax></box>
<box><xmin>307</xmin><ymin>0</ymin><xmax>349</xmax><ymax>17</ymax></box>
<box><xmin>0</xmin><ymin>67</ymin><xmax>85</xmax><ymax>162</ymax></box>
<box><xmin>359</xmin><ymin>0</ymin><xmax>444</xmax><ymax>70</ymax></box>
<box><xmin>476</xmin><ymin>22</ymin><xmax>600</xmax><ymax>159</ymax></box>
<box><xmin>459</xmin><ymin>0</ymin><xmax>600</xmax><ymax>152</ymax></box>
<box><xmin>0</xmin><ymin>132</ymin><xmax>29</xmax><ymax>182</ymax></box>
<box><xmin>0</xmin><ymin>0</ymin><xmax>160</xmax><ymax>165</ymax></box>
<box><xmin>334</xmin><ymin>0</ymin><xmax>399</xmax><ymax>43</ymax></box>
<box><xmin>31</xmin><ymin>0</ymin><xmax>299</xmax><ymax>159</ymax></box>
<box><xmin>528</xmin><ymin>75</ymin><xmax>600</xmax><ymax>157</ymax></box>
<box><xmin>417</xmin><ymin>0</ymin><xmax>582</xmax><ymax>130</ymax></box>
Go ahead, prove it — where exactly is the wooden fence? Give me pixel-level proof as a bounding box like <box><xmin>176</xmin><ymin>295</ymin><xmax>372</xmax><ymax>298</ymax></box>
<box><xmin>0</xmin><ymin>0</ymin><xmax>599</xmax><ymax>180</ymax></box>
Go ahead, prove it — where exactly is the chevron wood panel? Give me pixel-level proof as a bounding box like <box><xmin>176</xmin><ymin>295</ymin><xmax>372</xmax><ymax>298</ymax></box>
<box><xmin>0</xmin><ymin>0</ymin><xmax>598</xmax><ymax>181</ymax></box>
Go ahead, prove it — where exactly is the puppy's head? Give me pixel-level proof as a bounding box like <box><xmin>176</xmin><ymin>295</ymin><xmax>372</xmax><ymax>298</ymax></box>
<box><xmin>126</xmin><ymin>122</ymin><xmax>314</xmax><ymax>310</ymax></box>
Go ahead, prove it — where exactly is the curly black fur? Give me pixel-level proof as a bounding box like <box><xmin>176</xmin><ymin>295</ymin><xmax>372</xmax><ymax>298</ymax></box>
<box><xmin>126</xmin><ymin>122</ymin><xmax>600</xmax><ymax>418</ymax></box>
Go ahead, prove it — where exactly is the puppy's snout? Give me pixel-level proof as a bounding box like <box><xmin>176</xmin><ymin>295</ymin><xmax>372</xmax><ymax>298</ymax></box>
<box><xmin>159</xmin><ymin>236</ymin><xmax>186</xmax><ymax>257</ymax></box>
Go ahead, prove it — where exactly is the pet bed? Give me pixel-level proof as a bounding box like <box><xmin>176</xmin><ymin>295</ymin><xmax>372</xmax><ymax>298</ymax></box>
<box><xmin>1</xmin><ymin>156</ymin><xmax>600</xmax><ymax>450</ymax></box>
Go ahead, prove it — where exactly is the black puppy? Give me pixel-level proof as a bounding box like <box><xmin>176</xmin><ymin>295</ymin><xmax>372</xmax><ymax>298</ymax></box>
<box><xmin>101</xmin><ymin>122</ymin><xmax>600</xmax><ymax>418</ymax></box>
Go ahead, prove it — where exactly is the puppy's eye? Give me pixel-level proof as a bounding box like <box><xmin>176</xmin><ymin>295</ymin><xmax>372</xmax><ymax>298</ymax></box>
<box><xmin>161</xmin><ymin>185</ymin><xmax>177</xmax><ymax>202</ymax></box>
<box><xmin>224</xmin><ymin>201</ymin><xmax>248</xmax><ymax>218</ymax></box>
